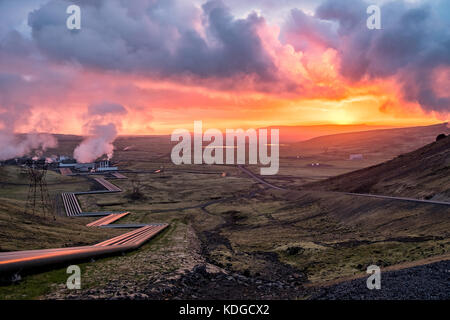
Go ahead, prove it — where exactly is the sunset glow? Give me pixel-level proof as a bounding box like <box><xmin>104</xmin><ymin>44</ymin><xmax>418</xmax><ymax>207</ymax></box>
<box><xmin>0</xmin><ymin>0</ymin><xmax>448</xmax><ymax>137</ymax></box>
<box><xmin>0</xmin><ymin>0</ymin><xmax>449</xmax><ymax>302</ymax></box>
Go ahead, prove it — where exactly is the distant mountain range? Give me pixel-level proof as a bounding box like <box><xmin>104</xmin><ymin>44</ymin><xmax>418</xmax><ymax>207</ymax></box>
<box><xmin>265</xmin><ymin>124</ymin><xmax>401</xmax><ymax>142</ymax></box>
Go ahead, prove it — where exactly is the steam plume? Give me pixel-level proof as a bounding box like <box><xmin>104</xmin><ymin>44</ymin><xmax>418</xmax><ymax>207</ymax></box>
<box><xmin>0</xmin><ymin>132</ymin><xmax>58</xmax><ymax>161</ymax></box>
<box><xmin>73</xmin><ymin>102</ymin><xmax>127</xmax><ymax>163</ymax></box>
<box><xmin>73</xmin><ymin>123</ymin><xmax>117</xmax><ymax>163</ymax></box>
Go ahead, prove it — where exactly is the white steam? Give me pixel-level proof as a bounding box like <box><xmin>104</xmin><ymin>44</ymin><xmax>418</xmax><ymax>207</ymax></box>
<box><xmin>73</xmin><ymin>102</ymin><xmax>127</xmax><ymax>163</ymax></box>
<box><xmin>0</xmin><ymin>132</ymin><xmax>58</xmax><ymax>161</ymax></box>
<box><xmin>73</xmin><ymin>123</ymin><xmax>117</xmax><ymax>163</ymax></box>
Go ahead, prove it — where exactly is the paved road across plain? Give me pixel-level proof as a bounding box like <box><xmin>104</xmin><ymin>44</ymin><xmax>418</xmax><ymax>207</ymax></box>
<box><xmin>237</xmin><ymin>165</ymin><xmax>450</xmax><ymax>206</ymax></box>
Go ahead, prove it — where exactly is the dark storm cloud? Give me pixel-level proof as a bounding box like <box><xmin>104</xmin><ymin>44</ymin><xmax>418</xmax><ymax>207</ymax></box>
<box><xmin>313</xmin><ymin>0</ymin><xmax>450</xmax><ymax>112</ymax></box>
<box><xmin>282</xmin><ymin>8</ymin><xmax>338</xmax><ymax>52</ymax></box>
<box><xmin>1</xmin><ymin>0</ymin><xmax>448</xmax><ymax>116</ymax></box>
<box><xmin>0</xmin><ymin>73</ymin><xmax>28</xmax><ymax>110</ymax></box>
<box><xmin>27</xmin><ymin>0</ymin><xmax>276</xmax><ymax>81</ymax></box>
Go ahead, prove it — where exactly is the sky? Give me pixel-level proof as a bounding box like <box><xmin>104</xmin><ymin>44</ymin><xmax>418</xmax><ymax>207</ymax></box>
<box><xmin>0</xmin><ymin>0</ymin><xmax>449</xmax><ymax>136</ymax></box>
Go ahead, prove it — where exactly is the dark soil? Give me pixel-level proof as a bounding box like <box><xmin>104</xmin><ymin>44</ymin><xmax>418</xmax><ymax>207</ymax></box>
<box><xmin>310</xmin><ymin>260</ymin><xmax>450</xmax><ymax>300</ymax></box>
<box><xmin>143</xmin><ymin>264</ymin><xmax>307</xmax><ymax>300</ymax></box>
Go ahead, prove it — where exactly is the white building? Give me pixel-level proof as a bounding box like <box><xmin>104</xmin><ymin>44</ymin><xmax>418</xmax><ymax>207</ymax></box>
<box><xmin>349</xmin><ymin>154</ymin><xmax>363</xmax><ymax>160</ymax></box>
<box><xmin>96</xmin><ymin>160</ymin><xmax>118</xmax><ymax>172</ymax></box>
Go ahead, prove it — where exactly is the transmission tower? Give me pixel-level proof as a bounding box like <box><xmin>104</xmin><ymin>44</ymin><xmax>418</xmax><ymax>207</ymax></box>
<box><xmin>24</xmin><ymin>159</ymin><xmax>55</xmax><ymax>218</ymax></box>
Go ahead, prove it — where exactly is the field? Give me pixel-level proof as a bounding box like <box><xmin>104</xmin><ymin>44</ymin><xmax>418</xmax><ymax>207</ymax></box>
<box><xmin>0</xmin><ymin>125</ymin><xmax>449</xmax><ymax>299</ymax></box>
<box><xmin>0</xmin><ymin>166</ymin><xmax>123</xmax><ymax>252</ymax></box>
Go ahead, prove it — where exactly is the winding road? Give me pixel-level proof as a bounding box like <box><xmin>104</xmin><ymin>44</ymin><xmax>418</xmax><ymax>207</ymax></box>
<box><xmin>237</xmin><ymin>165</ymin><xmax>450</xmax><ymax>206</ymax></box>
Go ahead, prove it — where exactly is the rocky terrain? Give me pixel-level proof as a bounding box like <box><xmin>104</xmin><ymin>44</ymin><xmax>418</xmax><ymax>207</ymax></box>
<box><xmin>311</xmin><ymin>260</ymin><xmax>450</xmax><ymax>300</ymax></box>
<box><xmin>45</xmin><ymin>223</ymin><xmax>309</xmax><ymax>300</ymax></box>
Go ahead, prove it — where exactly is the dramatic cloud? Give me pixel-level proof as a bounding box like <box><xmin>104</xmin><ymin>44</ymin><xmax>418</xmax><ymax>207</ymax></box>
<box><xmin>282</xmin><ymin>8</ymin><xmax>338</xmax><ymax>52</ymax></box>
<box><xmin>26</xmin><ymin>0</ymin><xmax>449</xmax><ymax>113</ymax></box>
<box><xmin>0</xmin><ymin>0</ymin><xmax>448</xmax><ymax>141</ymax></box>
<box><xmin>313</xmin><ymin>0</ymin><xmax>450</xmax><ymax>112</ymax></box>
<box><xmin>28</xmin><ymin>0</ymin><xmax>277</xmax><ymax>82</ymax></box>
<box><xmin>0</xmin><ymin>72</ymin><xmax>58</xmax><ymax>160</ymax></box>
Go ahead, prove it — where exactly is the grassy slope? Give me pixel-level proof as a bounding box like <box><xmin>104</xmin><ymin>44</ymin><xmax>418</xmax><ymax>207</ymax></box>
<box><xmin>0</xmin><ymin>164</ymin><xmax>252</xmax><ymax>299</ymax></box>
<box><xmin>305</xmin><ymin>135</ymin><xmax>450</xmax><ymax>200</ymax></box>
<box><xmin>284</xmin><ymin>122</ymin><xmax>449</xmax><ymax>160</ymax></box>
<box><xmin>196</xmin><ymin>188</ymin><xmax>450</xmax><ymax>284</ymax></box>
<box><xmin>0</xmin><ymin>166</ymin><xmax>122</xmax><ymax>251</ymax></box>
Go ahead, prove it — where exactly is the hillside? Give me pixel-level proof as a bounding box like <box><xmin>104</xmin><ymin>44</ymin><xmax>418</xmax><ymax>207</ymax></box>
<box><xmin>265</xmin><ymin>124</ymin><xmax>395</xmax><ymax>142</ymax></box>
<box><xmin>306</xmin><ymin>135</ymin><xmax>450</xmax><ymax>200</ymax></box>
<box><xmin>283</xmin><ymin>123</ymin><xmax>449</xmax><ymax>160</ymax></box>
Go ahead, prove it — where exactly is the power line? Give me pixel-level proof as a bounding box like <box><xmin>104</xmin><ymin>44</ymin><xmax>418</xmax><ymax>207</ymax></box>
<box><xmin>24</xmin><ymin>159</ymin><xmax>55</xmax><ymax>219</ymax></box>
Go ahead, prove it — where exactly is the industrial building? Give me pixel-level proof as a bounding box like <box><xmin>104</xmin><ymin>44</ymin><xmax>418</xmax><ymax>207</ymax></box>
<box><xmin>58</xmin><ymin>159</ymin><xmax>118</xmax><ymax>173</ymax></box>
